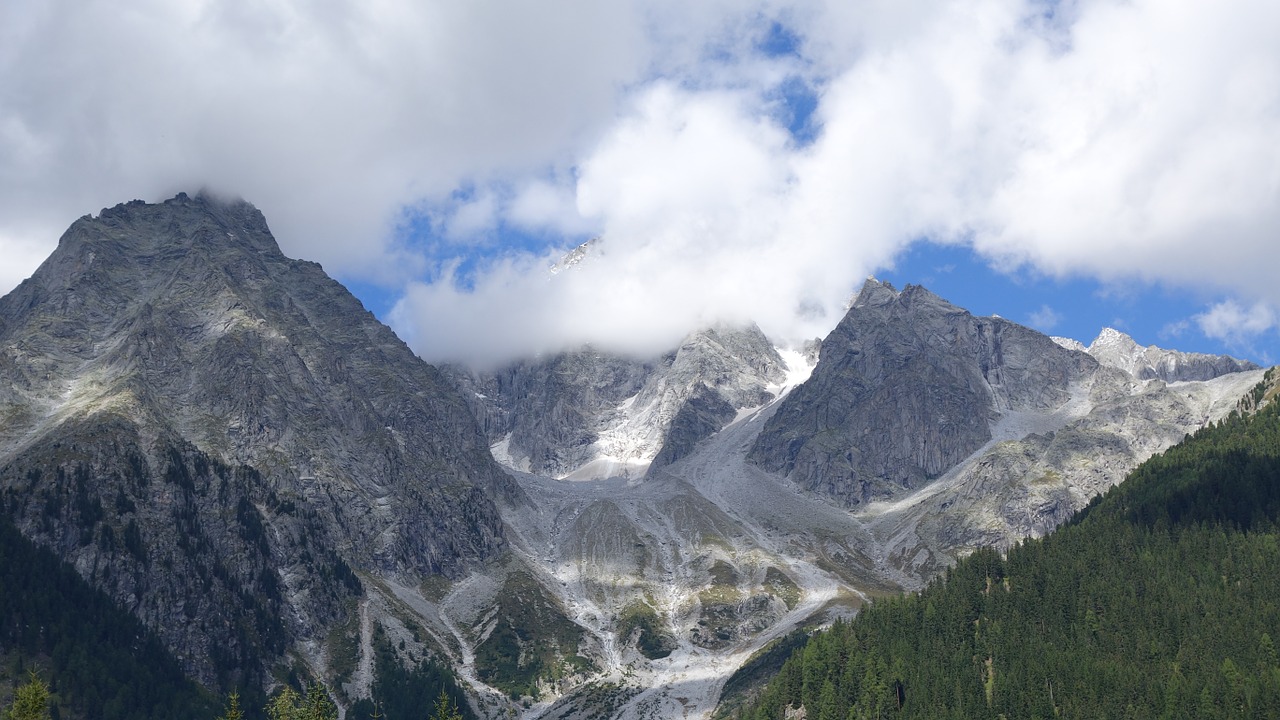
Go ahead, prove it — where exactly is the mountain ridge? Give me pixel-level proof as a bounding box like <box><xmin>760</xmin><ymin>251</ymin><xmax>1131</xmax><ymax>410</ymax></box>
<box><xmin>0</xmin><ymin>193</ymin><xmax>511</xmax><ymax>689</ymax></box>
<box><xmin>0</xmin><ymin>194</ymin><xmax>1267</xmax><ymax>719</ymax></box>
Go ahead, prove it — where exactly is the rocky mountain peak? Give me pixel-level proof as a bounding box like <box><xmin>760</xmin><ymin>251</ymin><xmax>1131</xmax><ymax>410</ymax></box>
<box><xmin>748</xmin><ymin>282</ymin><xmax>1097</xmax><ymax>504</ymax></box>
<box><xmin>851</xmin><ymin>276</ymin><xmax>900</xmax><ymax>308</ymax></box>
<box><xmin>0</xmin><ymin>193</ymin><xmax>509</xmax><ymax>686</ymax></box>
<box><xmin>448</xmin><ymin>321</ymin><xmax>791</xmax><ymax>480</ymax></box>
<box><xmin>1085</xmin><ymin>327</ymin><xmax>1257</xmax><ymax>382</ymax></box>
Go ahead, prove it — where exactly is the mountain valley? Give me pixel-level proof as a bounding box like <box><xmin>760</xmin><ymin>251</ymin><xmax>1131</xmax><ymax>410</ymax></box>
<box><xmin>0</xmin><ymin>194</ymin><xmax>1267</xmax><ymax>719</ymax></box>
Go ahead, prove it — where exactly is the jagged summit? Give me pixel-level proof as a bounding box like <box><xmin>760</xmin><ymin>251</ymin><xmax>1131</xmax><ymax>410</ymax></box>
<box><xmin>1056</xmin><ymin>326</ymin><xmax>1258</xmax><ymax>382</ymax></box>
<box><xmin>0</xmin><ymin>193</ymin><xmax>509</xmax><ymax>685</ymax></box>
<box><xmin>549</xmin><ymin>237</ymin><xmax>600</xmax><ymax>275</ymax></box>
<box><xmin>446</xmin><ymin>320</ymin><xmax>791</xmax><ymax>481</ymax></box>
<box><xmin>750</xmin><ymin>280</ymin><xmax>1097</xmax><ymax>504</ymax></box>
<box><xmin>851</xmin><ymin>276</ymin><xmax>900</xmax><ymax>307</ymax></box>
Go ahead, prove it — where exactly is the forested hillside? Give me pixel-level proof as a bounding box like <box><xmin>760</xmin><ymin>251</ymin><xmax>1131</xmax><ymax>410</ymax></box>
<box><xmin>737</xmin><ymin>370</ymin><xmax>1280</xmax><ymax>719</ymax></box>
<box><xmin>0</xmin><ymin>513</ymin><xmax>216</xmax><ymax>719</ymax></box>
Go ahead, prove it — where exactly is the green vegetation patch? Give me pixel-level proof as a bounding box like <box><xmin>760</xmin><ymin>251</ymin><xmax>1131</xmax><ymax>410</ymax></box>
<box><xmin>324</xmin><ymin>601</ymin><xmax>361</xmax><ymax>697</ymax></box>
<box><xmin>347</xmin><ymin>626</ymin><xmax>474</xmax><ymax>720</ymax></box>
<box><xmin>419</xmin><ymin>574</ymin><xmax>452</xmax><ymax>603</ymax></box>
<box><xmin>763</xmin><ymin>566</ymin><xmax>801</xmax><ymax>610</ymax></box>
<box><xmin>0</xmin><ymin>513</ymin><xmax>217</xmax><ymax>719</ymax></box>
<box><xmin>713</xmin><ymin>629</ymin><xmax>810</xmax><ymax>719</ymax></box>
<box><xmin>694</xmin><ymin>560</ymin><xmax>749</xmax><ymax>648</ymax></box>
<box><xmin>472</xmin><ymin>571</ymin><xmax>592</xmax><ymax>698</ymax></box>
<box><xmin>703</xmin><ymin>560</ymin><xmax>743</xmax><ymax>604</ymax></box>
<box><xmin>617</xmin><ymin>601</ymin><xmax>676</xmax><ymax>660</ymax></box>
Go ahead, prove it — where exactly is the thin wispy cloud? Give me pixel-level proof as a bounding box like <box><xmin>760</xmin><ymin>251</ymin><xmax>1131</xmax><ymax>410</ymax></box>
<box><xmin>1029</xmin><ymin>305</ymin><xmax>1063</xmax><ymax>332</ymax></box>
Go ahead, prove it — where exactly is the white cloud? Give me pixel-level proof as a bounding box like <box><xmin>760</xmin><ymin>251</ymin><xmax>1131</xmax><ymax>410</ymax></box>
<box><xmin>1194</xmin><ymin>300</ymin><xmax>1277</xmax><ymax>346</ymax></box>
<box><xmin>0</xmin><ymin>0</ymin><xmax>653</xmax><ymax>283</ymax></box>
<box><xmin>1159</xmin><ymin>319</ymin><xmax>1190</xmax><ymax>340</ymax></box>
<box><xmin>3</xmin><ymin>0</ymin><xmax>1279</xmax><ymax>365</ymax></box>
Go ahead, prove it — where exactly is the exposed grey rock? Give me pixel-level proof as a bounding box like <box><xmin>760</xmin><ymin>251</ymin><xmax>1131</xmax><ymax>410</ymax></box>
<box><xmin>0</xmin><ymin>193</ymin><xmax>509</xmax><ymax>687</ymax></box>
<box><xmin>446</xmin><ymin>322</ymin><xmax>786</xmax><ymax>479</ymax></box>
<box><xmin>1085</xmin><ymin>326</ymin><xmax>1258</xmax><ymax>382</ymax></box>
<box><xmin>649</xmin><ymin>384</ymin><xmax>736</xmax><ymax>470</ymax></box>
<box><xmin>868</xmin><ymin>365</ymin><xmax>1267</xmax><ymax>577</ymax></box>
<box><xmin>747</xmin><ymin>279</ymin><xmax>1097</xmax><ymax>504</ymax></box>
<box><xmin>446</xmin><ymin>350</ymin><xmax>655</xmax><ymax>476</ymax></box>
<box><xmin>1050</xmin><ymin>336</ymin><xmax>1088</xmax><ymax>352</ymax></box>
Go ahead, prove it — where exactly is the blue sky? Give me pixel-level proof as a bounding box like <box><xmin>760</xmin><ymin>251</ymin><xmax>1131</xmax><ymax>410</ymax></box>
<box><xmin>2</xmin><ymin>1</ymin><xmax>1278</xmax><ymax>367</ymax></box>
<box><xmin>879</xmin><ymin>243</ymin><xmax>1278</xmax><ymax>364</ymax></box>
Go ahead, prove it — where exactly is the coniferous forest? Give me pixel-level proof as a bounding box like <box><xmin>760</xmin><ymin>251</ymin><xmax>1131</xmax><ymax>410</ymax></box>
<box><xmin>737</xmin><ymin>371</ymin><xmax>1280</xmax><ymax>719</ymax></box>
<box><xmin>0</xmin><ymin>512</ymin><xmax>216</xmax><ymax>719</ymax></box>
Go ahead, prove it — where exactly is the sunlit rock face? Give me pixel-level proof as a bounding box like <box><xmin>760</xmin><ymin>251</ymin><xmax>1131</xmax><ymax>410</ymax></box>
<box><xmin>1083</xmin><ymin>326</ymin><xmax>1257</xmax><ymax>382</ymax></box>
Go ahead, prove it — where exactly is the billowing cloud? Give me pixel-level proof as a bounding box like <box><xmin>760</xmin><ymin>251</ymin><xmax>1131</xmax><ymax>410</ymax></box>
<box><xmin>0</xmin><ymin>0</ymin><xmax>654</xmax><ymax>283</ymax></box>
<box><xmin>3</xmin><ymin>0</ymin><xmax>1279</xmax><ymax>366</ymax></box>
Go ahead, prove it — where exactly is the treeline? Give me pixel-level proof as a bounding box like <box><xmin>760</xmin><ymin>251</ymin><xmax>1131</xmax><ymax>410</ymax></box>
<box><xmin>738</xmin><ymin>372</ymin><xmax>1280</xmax><ymax>719</ymax></box>
<box><xmin>346</xmin><ymin>631</ymin><xmax>475</xmax><ymax>720</ymax></box>
<box><xmin>0</xmin><ymin>509</ymin><xmax>473</xmax><ymax>720</ymax></box>
<box><xmin>0</xmin><ymin>513</ymin><xmax>216</xmax><ymax>719</ymax></box>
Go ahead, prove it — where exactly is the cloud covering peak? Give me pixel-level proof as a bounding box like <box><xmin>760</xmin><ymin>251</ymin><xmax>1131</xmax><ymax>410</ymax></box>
<box><xmin>3</xmin><ymin>0</ymin><xmax>1279</xmax><ymax>365</ymax></box>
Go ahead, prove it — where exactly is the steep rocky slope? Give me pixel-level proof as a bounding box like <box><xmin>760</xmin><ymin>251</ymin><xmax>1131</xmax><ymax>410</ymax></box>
<box><xmin>427</xmin><ymin>279</ymin><xmax>1262</xmax><ymax>719</ymax></box>
<box><xmin>747</xmin><ymin>280</ymin><xmax>1098</xmax><ymax>504</ymax></box>
<box><xmin>0</xmin><ymin>194</ymin><xmax>509</xmax><ymax>688</ymax></box>
<box><xmin>446</xmin><ymin>323</ymin><xmax>787</xmax><ymax>480</ymax></box>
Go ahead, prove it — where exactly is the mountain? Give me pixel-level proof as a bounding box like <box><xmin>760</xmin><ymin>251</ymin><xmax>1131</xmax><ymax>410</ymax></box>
<box><xmin>445</xmin><ymin>322</ymin><xmax>789</xmax><ymax>480</ymax></box>
<box><xmin>733</xmin><ymin>368</ymin><xmax>1280</xmax><ymax>719</ymax></box>
<box><xmin>1068</xmin><ymin>326</ymin><xmax>1259</xmax><ymax>382</ymax></box>
<box><xmin>429</xmin><ymin>277</ymin><xmax>1260</xmax><ymax>719</ymax></box>
<box><xmin>748</xmin><ymin>280</ymin><xmax>1098</xmax><ymax>505</ymax></box>
<box><xmin>0</xmin><ymin>196</ymin><xmax>1266</xmax><ymax>719</ymax></box>
<box><xmin>0</xmin><ymin>194</ymin><xmax>509</xmax><ymax>689</ymax></box>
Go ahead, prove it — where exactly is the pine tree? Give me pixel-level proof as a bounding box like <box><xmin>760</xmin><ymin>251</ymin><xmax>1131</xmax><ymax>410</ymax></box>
<box><xmin>428</xmin><ymin>688</ymin><xmax>464</xmax><ymax>720</ymax></box>
<box><xmin>264</xmin><ymin>684</ymin><xmax>338</xmax><ymax>720</ymax></box>
<box><xmin>217</xmin><ymin>690</ymin><xmax>244</xmax><ymax>720</ymax></box>
<box><xmin>3</xmin><ymin>673</ymin><xmax>50</xmax><ymax>720</ymax></box>
<box><xmin>265</xmin><ymin>686</ymin><xmax>301</xmax><ymax>720</ymax></box>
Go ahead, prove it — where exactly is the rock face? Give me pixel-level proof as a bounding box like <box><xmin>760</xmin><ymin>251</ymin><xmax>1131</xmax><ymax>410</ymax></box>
<box><xmin>447</xmin><ymin>323</ymin><xmax>787</xmax><ymax>479</ymax></box>
<box><xmin>1083</xmin><ymin>327</ymin><xmax>1258</xmax><ymax>382</ymax></box>
<box><xmin>747</xmin><ymin>279</ymin><xmax>1097</xmax><ymax>504</ymax></box>
<box><xmin>0</xmin><ymin>194</ymin><xmax>508</xmax><ymax>687</ymax></box>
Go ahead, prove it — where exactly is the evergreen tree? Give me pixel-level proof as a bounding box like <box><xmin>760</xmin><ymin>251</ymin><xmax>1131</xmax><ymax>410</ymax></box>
<box><xmin>428</xmin><ymin>689</ymin><xmax>463</xmax><ymax>720</ymax></box>
<box><xmin>3</xmin><ymin>673</ymin><xmax>50</xmax><ymax>720</ymax></box>
<box><xmin>215</xmin><ymin>691</ymin><xmax>243</xmax><ymax>720</ymax></box>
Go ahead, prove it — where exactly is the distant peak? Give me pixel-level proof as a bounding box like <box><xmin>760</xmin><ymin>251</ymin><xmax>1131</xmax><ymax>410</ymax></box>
<box><xmin>550</xmin><ymin>238</ymin><xmax>600</xmax><ymax>275</ymax></box>
<box><xmin>1085</xmin><ymin>326</ymin><xmax>1258</xmax><ymax>382</ymax></box>
<box><xmin>1090</xmin><ymin>327</ymin><xmax>1138</xmax><ymax>350</ymax></box>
